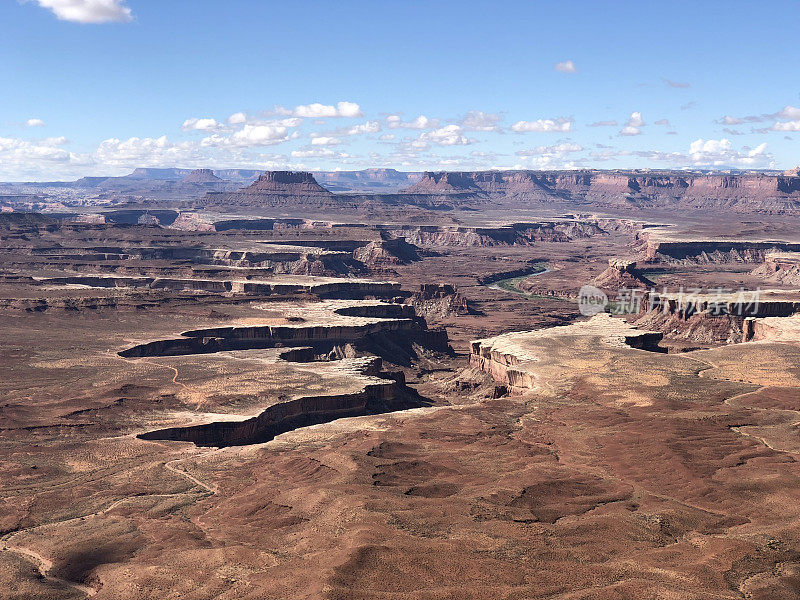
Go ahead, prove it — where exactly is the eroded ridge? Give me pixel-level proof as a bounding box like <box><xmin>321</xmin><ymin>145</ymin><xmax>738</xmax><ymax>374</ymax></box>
<box><xmin>124</xmin><ymin>299</ymin><xmax>449</xmax><ymax>446</ymax></box>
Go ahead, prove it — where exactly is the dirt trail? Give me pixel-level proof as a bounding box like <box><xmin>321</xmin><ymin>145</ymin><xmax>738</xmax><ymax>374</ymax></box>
<box><xmin>0</xmin><ymin>452</ymin><xmax>218</xmax><ymax>598</ymax></box>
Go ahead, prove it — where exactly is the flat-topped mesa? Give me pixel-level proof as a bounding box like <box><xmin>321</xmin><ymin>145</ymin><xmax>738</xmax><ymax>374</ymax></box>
<box><xmin>182</xmin><ymin>168</ymin><xmax>222</xmax><ymax>183</ymax></box>
<box><xmin>470</xmin><ymin>314</ymin><xmax>664</xmax><ymax>392</ymax></box>
<box><xmin>403</xmin><ymin>171</ymin><xmax>485</xmax><ymax>194</ymax></box>
<box><xmin>400</xmin><ymin>169</ymin><xmax>800</xmax><ymax>211</ymax></box>
<box><xmin>246</xmin><ymin>171</ymin><xmax>332</xmax><ymax>196</ymax></box>
<box><xmin>197</xmin><ymin>170</ymin><xmax>335</xmax><ymax>207</ymax></box>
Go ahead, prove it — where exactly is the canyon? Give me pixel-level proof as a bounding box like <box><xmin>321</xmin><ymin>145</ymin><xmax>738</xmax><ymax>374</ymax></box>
<box><xmin>4</xmin><ymin>168</ymin><xmax>800</xmax><ymax>599</ymax></box>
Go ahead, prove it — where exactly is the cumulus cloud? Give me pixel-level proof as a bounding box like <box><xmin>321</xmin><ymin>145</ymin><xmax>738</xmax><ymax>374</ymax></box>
<box><xmin>459</xmin><ymin>111</ymin><xmax>502</xmax><ymax>132</ymax></box>
<box><xmin>227</xmin><ymin>112</ymin><xmax>247</xmax><ymax>125</ymax></box>
<box><xmin>619</xmin><ymin>112</ymin><xmax>645</xmax><ymax>136</ymax></box>
<box><xmin>627</xmin><ymin>112</ymin><xmax>645</xmax><ymax>127</ymax></box>
<box><xmin>94</xmin><ymin>136</ymin><xmax>202</xmax><ymax>167</ymax></box>
<box><xmin>378</xmin><ymin>134</ymin><xmax>395</xmax><ymax>141</ymax></box>
<box><xmin>554</xmin><ymin>60</ymin><xmax>577</xmax><ymax>73</ymax></box>
<box><xmin>773</xmin><ymin>121</ymin><xmax>800</xmax><ymax>132</ymax></box>
<box><xmin>215</xmin><ymin>124</ymin><xmax>290</xmax><ymax>147</ymax></box>
<box><xmin>310</xmin><ymin>136</ymin><xmax>341</xmax><ymax>146</ymax></box>
<box><xmin>777</xmin><ymin>105</ymin><xmax>800</xmax><ymax>120</ymax></box>
<box><xmin>510</xmin><ymin>117</ymin><xmax>573</xmax><ymax>133</ymax></box>
<box><xmin>588</xmin><ymin>138</ymin><xmax>772</xmax><ymax>169</ymax></box>
<box><xmin>0</xmin><ymin>136</ymin><xmax>71</xmax><ymax>165</ymax></box>
<box><xmin>290</xmin><ymin>101</ymin><xmax>362</xmax><ymax>118</ymax></box>
<box><xmin>31</xmin><ymin>0</ymin><xmax>133</xmax><ymax>23</ymax></box>
<box><xmin>26</xmin><ymin>118</ymin><xmax>46</xmax><ymax>127</ymax></box>
<box><xmin>411</xmin><ymin>125</ymin><xmax>474</xmax><ymax>149</ymax></box>
<box><xmin>182</xmin><ymin>118</ymin><xmax>222</xmax><ymax>132</ymax></box>
<box><xmin>516</xmin><ymin>142</ymin><xmax>583</xmax><ymax>157</ymax></box>
<box><xmin>386</xmin><ymin>115</ymin><xmax>438</xmax><ymax>129</ymax></box>
<box><xmin>688</xmin><ymin>138</ymin><xmax>770</xmax><ymax>167</ymax></box>
<box><xmin>290</xmin><ymin>148</ymin><xmax>350</xmax><ymax>159</ymax></box>
<box><xmin>771</xmin><ymin>106</ymin><xmax>800</xmax><ymax>131</ymax></box>
<box><xmin>343</xmin><ymin>121</ymin><xmax>381</xmax><ymax>135</ymax></box>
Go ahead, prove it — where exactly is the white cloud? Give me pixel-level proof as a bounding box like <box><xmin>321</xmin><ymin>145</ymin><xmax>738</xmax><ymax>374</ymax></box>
<box><xmin>589</xmin><ymin>139</ymin><xmax>772</xmax><ymax>169</ymax></box>
<box><xmin>217</xmin><ymin>124</ymin><xmax>289</xmax><ymax>147</ymax></box>
<box><xmin>227</xmin><ymin>112</ymin><xmax>247</xmax><ymax>125</ymax></box>
<box><xmin>0</xmin><ymin>136</ymin><xmax>72</xmax><ymax>165</ymax></box>
<box><xmin>412</xmin><ymin>125</ymin><xmax>474</xmax><ymax>149</ymax></box>
<box><xmin>290</xmin><ymin>148</ymin><xmax>350</xmax><ymax>159</ymax></box>
<box><xmin>459</xmin><ymin>111</ymin><xmax>502</xmax><ymax>132</ymax></box>
<box><xmin>32</xmin><ymin>0</ymin><xmax>133</xmax><ymax>23</ymax></box>
<box><xmin>554</xmin><ymin>60</ymin><xmax>577</xmax><ymax>73</ymax></box>
<box><xmin>688</xmin><ymin>138</ymin><xmax>771</xmax><ymax>167</ymax></box>
<box><xmin>291</xmin><ymin>101</ymin><xmax>362</xmax><ymax>118</ymax></box>
<box><xmin>379</xmin><ymin>134</ymin><xmax>395</xmax><ymax>141</ymax></box>
<box><xmin>619</xmin><ymin>112</ymin><xmax>645</xmax><ymax>136</ymax></box>
<box><xmin>182</xmin><ymin>118</ymin><xmax>222</xmax><ymax>132</ymax></box>
<box><xmin>588</xmin><ymin>120</ymin><xmax>618</xmax><ymax>127</ymax></box>
<box><xmin>26</xmin><ymin>118</ymin><xmax>46</xmax><ymax>127</ymax></box>
<box><xmin>626</xmin><ymin>112</ymin><xmax>645</xmax><ymax>127</ymax></box>
<box><xmin>94</xmin><ymin>136</ymin><xmax>203</xmax><ymax>167</ymax></box>
<box><xmin>778</xmin><ymin>106</ymin><xmax>800</xmax><ymax>120</ymax></box>
<box><xmin>344</xmin><ymin>121</ymin><xmax>381</xmax><ymax>135</ymax></box>
<box><xmin>773</xmin><ymin>121</ymin><xmax>800</xmax><ymax>132</ymax></box>
<box><xmin>516</xmin><ymin>142</ymin><xmax>583</xmax><ymax>157</ymax></box>
<box><xmin>770</xmin><ymin>106</ymin><xmax>800</xmax><ymax>131</ymax></box>
<box><xmin>386</xmin><ymin>114</ymin><xmax>438</xmax><ymax>129</ymax></box>
<box><xmin>722</xmin><ymin>115</ymin><xmax>743</xmax><ymax>125</ymax></box>
<box><xmin>510</xmin><ymin>118</ymin><xmax>573</xmax><ymax>133</ymax></box>
<box><xmin>654</xmin><ymin>119</ymin><xmax>670</xmax><ymax>126</ymax></box>
<box><xmin>311</xmin><ymin>136</ymin><xmax>341</xmax><ymax>146</ymax></box>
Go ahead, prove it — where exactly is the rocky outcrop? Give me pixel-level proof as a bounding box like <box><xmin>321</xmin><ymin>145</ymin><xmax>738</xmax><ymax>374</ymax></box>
<box><xmin>643</xmin><ymin>238</ymin><xmax>800</xmax><ymax>263</ymax></box>
<box><xmin>404</xmin><ymin>172</ymin><xmax>485</xmax><ymax>194</ymax></box>
<box><xmin>752</xmin><ymin>252</ymin><xmax>800</xmax><ymax>285</ymax></box>
<box><xmin>199</xmin><ymin>171</ymin><xmax>335</xmax><ymax>207</ymax></box>
<box><xmin>136</xmin><ymin>357</ymin><xmax>426</xmax><ymax>446</ymax></box>
<box><xmin>182</xmin><ymin>169</ymin><xmax>222</xmax><ymax>184</ymax></box>
<box><xmin>379</xmin><ymin>221</ymin><xmax>605</xmax><ymax>248</ymax></box>
<box><xmin>246</xmin><ymin>171</ymin><xmax>331</xmax><ymax>195</ymax></box>
<box><xmin>407</xmin><ymin>284</ymin><xmax>471</xmax><ymax>321</ymax></box>
<box><xmin>634</xmin><ymin>289</ymin><xmax>800</xmax><ymax>344</ymax></box>
<box><xmin>592</xmin><ymin>259</ymin><xmax>655</xmax><ymax>291</ymax></box>
<box><xmin>470</xmin><ymin>315</ymin><xmax>664</xmax><ymax>392</ymax></box>
<box><xmin>353</xmin><ymin>237</ymin><xmax>421</xmax><ymax>271</ymax></box>
<box><xmin>119</xmin><ymin>299</ymin><xmax>447</xmax><ymax>359</ymax></box>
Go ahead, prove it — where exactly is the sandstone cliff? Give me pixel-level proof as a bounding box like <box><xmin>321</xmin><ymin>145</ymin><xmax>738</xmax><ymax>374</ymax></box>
<box><xmin>401</xmin><ymin>170</ymin><xmax>800</xmax><ymax>213</ymax></box>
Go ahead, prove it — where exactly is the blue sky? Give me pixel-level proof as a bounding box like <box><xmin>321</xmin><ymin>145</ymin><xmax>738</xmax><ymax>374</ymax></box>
<box><xmin>1</xmin><ymin>0</ymin><xmax>799</xmax><ymax>180</ymax></box>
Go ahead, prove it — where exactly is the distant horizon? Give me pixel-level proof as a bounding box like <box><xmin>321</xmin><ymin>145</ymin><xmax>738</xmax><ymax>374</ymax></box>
<box><xmin>6</xmin><ymin>165</ymin><xmax>798</xmax><ymax>185</ymax></box>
